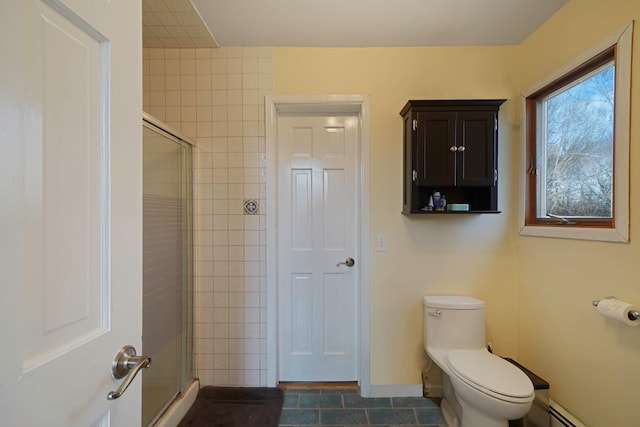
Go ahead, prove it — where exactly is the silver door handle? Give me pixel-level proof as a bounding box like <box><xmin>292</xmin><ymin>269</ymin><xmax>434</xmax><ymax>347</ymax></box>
<box><xmin>107</xmin><ymin>345</ymin><xmax>151</xmax><ymax>400</ymax></box>
<box><xmin>337</xmin><ymin>257</ymin><xmax>355</xmax><ymax>267</ymax></box>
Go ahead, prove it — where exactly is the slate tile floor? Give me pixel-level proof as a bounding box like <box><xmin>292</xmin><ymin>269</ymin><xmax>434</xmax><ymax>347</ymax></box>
<box><xmin>279</xmin><ymin>387</ymin><xmax>446</xmax><ymax>427</ymax></box>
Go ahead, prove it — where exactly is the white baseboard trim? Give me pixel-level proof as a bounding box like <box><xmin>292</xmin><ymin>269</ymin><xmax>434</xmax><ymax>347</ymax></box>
<box><xmin>549</xmin><ymin>399</ymin><xmax>586</xmax><ymax>427</ymax></box>
<box><xmin>367</xmin><ymin>384</ymin><xmax>423</xmax><ymax>398</ymax></box>
<box><xmin>154</xmin><ymin>378</ymin><xmax>199</xmax><ymax>427</ymax></box>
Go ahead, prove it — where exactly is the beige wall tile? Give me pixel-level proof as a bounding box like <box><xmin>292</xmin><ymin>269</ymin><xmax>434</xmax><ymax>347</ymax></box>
<box><xmin>144</xmin><ymin>46</ymin><xmax>272</xmax><ymax>387</ymax></box>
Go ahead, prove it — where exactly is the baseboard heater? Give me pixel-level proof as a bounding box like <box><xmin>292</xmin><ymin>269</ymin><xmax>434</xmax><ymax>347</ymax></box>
<box><xmin>549</xmin><ymin>400</ymin><xmax>586</xmax><ymax>427</ymax></box>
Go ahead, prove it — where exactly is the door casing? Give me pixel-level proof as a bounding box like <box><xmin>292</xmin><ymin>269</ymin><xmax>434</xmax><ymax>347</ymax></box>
<box><xmin>265</xmin><ymin>95</ymin><xmax>371</xmax><ymax>396</ymax></box>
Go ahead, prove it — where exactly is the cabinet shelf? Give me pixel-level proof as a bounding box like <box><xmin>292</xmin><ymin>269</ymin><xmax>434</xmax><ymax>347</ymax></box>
<box><xmin>402</xmin><ymin>209</ymin><xmax>501</xmax><ymax>215</ymax></box>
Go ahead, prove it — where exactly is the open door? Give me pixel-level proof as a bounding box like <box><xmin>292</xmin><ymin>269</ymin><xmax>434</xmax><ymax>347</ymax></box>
<box><xmin>0</xmin><ymin>0</ymin><xmax>143</xmax><ymax>425</ymax></box>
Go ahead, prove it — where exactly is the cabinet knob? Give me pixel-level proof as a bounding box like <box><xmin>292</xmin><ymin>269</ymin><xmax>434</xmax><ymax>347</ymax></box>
<box><xmin>457</xmin><ymin>146</ymin><xmax>465</xmax><ymax>152</ymax></box>
<box><xmin>449</xmin><ymin>146</ymin><xmax>458</xmax><ymax>152</ymax></box>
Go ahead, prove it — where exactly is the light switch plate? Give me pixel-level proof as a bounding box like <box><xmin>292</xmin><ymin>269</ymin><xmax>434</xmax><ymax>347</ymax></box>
<box><xmin>376</xmin><ymin>234</ymin><xmax>387</xmax><ymax>252</ymax></box>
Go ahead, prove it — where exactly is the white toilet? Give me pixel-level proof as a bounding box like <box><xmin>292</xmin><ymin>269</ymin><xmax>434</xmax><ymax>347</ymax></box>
<box><xmin>423</xmin><ymin>296</ymin><xmax>534</xmax><ymax>427</ymax></box>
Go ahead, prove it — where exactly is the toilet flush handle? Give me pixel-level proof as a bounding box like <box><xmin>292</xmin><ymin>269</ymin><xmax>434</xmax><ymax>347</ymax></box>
<box><xmin>428</xmin><ymin>310</ymin><xmax>442</xmax><ymax>317</ymax></box>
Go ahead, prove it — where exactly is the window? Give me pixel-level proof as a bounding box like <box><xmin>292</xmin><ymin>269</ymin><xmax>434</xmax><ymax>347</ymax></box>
<box><xmin>526</xmin><ymin>48</ymin><xmax>614</xmax><ymax>227</ymax></box>
<box><xmin>520</xmin><ymin>24</ymin><xmax>632</xmax><ymax>242</ymax></box>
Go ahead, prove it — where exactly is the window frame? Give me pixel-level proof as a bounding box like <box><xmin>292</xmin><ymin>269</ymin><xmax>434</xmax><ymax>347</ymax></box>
<box><xmin>525</xmin><ymin>47</ymin><xmax>615</xmax><ymax>228</ymax></box>
<box><xmin>519</xmin><ymin>23</ymin><xmax>632</xmax><ymax>242</ymax></box>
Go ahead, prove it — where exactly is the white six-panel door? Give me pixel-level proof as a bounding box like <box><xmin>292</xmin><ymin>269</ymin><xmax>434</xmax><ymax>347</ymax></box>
<box><xmin>277</xmin><ymin>115</ymin><xmax>359</xmax><ymax>382</ymax></box>
<box><xmin>0</xmin><ymin>0</ymin><xmax>142</xmax><ymax>425</ymax></box>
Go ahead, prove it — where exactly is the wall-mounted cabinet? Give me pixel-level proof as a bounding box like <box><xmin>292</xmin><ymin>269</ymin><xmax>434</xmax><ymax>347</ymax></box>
<box><xmin>400</xmin><ymin>99</ymin><xmax>506</xmax><ymax>214</ymax></box>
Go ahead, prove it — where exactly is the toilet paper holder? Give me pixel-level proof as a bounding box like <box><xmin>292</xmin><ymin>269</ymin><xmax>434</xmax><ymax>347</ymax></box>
<box><xmin>592</xmin><ymin>296</ymin><xmax>640</xmax><ymax>320</ymax></box>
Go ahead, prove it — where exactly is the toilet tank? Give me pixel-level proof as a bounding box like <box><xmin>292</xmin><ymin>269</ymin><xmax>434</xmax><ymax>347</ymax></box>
<box><xmin>424</xmin><ymin>296</ymin><xmax>487</xmax><ymax>352</ymax></box>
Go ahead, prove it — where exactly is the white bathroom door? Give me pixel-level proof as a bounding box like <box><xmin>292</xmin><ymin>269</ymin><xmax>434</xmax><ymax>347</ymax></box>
<box><xmin>277</xmin><ymin>115</ymin><xmax>359</xmax><ymax>381</ymax></box>
<box><xmin>0</xmin><ymin>0</ymin><xmax>142</xmax><ymax>426</ymax></box>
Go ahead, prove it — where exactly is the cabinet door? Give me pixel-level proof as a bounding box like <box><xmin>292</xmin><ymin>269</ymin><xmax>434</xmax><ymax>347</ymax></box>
<box><xmin>403</xmin><ymin>114</ymin><xmax>419</xmax><ymax>212</ymax></box>
<box><xmin>456</xmin><ymin>111</ymin><xmax>496</xmax><ymax>186</ymax></box>
<box><xmin>415</xmin><ymin>112</ymin><xmax>456</xmax><ymax>186</ymax></box>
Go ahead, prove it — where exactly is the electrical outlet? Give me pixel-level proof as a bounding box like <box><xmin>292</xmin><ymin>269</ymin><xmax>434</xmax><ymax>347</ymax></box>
<box><xmin>376</xmin><ymin>235</ymin><xmax>387</xmax><ymax>252</ymax></box>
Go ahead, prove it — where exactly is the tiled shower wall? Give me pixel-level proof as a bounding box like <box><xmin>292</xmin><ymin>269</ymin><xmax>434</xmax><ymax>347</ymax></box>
<box><xmin>143</xmin><ymin>46</ymin><xmax>273</xmax><ymax>386</ymax></box>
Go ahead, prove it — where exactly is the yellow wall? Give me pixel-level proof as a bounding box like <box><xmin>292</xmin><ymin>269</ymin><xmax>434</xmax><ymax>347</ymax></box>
<box><xmin>275</xmin><ymin>2</ymin><xmax>640</xmax><ymax>423</ymax></box>
<box><xmin>274</xmin><ymin>47</ymin><xmax>521</xmax><ymax>385</ymax></box>
<box><xmin>517</xmin><ymin>1</ymin><xmax>640</xmax><ymax>425</ymax></box>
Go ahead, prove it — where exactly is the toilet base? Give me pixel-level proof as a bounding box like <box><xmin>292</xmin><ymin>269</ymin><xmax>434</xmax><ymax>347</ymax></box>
<box><xmin>441</xmin><ymin>397</ymin><xmax>509</xmax><ymax>427</ymax></box>
<box><xmin>440</xmin><ymin>398</ymin><xmax>459</xmax><ymax>427</ymax></box>
<box><xmin>440</xmin><ymin>372</ymin><xmax>516</xmax><ymax>427</ymax></box>
<box><xmin>459</xmin><ymin>400</ymin><xmax>509</xmax><ymax>427</ymax></box>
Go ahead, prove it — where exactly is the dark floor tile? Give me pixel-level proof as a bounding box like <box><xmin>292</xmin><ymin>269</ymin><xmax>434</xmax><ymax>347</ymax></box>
<box><xmin>279</xmin><ymin>408</ymin><xmax>320</xmax><ymax>425</ymax></box>
<box><xmin>299</xmin><ymin>393</ymin><xmax>343</xmax><ymax>408</ymax></box>
<box><xmin>367</xmin><ymin>408</ymin><xmax>417</xmax><ymax>425</ymax></box>
<box><xmin>343</xmin><ymin>394</ymin><xmax>392</xmax><ymax>408</ymax></box>
<box><xmin>285</xmin><ymin>388</ymin><xmax>322</xmax><ymax>394</ymax></box>
<box><xmin>280</xmin><ymin>388</ymin><xmax>445</xmax><ymax>427</ymax></box>
<box><xmin>320</xmin><ymin>408</ymin><xmax>368</xmax><ymax>425</ymax></box>
<box><xmin>392</xmin><ymin>397</ymin><xmax>437</xmax><ymax>408</ymax></box>
<box><xmin>283</xmin><ymin>392</ymin><xmax>300</xmax><ymax>408</ymax></box>
<box><xmin>320</xmin><ymin>388</ymin><xmax>359</xmax><ymax>395</ymax></box>
<box><xmin>416</xmin><ymin>408</ymin><xmax>446</xmax><ymax>425</ymax></box>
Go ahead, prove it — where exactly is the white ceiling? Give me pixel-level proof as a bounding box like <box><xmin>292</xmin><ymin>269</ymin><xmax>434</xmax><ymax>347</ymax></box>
<box><xmin>189</xmin><ymin>0</ymin><xmax>569</xmax><ymax>47</ymax></box>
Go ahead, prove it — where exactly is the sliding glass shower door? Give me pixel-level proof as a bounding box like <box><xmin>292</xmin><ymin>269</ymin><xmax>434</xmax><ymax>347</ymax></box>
<box><xmin>142</xmin><ymin>117</ymin><xmax>193</xmax><ymax>426</ymax></box>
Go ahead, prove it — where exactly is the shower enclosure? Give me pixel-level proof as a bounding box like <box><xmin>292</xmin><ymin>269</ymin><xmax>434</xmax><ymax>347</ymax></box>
<box><xmin>142</xmin><ymin>114</ymin><xmax>194</xmax><ymax>426</ymax></box>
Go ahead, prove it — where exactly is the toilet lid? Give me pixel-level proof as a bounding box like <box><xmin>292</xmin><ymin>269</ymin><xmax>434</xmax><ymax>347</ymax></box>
<box><xmin>448</xmin><ymin>350</ymin><xmax>533</xmax><ymax>399</ymax></box>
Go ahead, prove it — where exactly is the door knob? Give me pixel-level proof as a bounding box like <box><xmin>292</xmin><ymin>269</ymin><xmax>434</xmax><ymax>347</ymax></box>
<box><xmin>337</xmin><ymin>257</ymin><xmax>355</xmax><ymax>267</ymax></box>
<box><xmin>107</xmin><ymin>345</ymin><xmax>151</xmax><ymax>400</ymax></box>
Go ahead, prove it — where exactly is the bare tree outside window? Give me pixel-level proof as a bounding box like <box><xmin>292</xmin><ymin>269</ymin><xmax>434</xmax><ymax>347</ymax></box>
<box><xmin>540</xmin><ymin>63</ymin><xmax>614</xmax><ymax>218</ymax></box>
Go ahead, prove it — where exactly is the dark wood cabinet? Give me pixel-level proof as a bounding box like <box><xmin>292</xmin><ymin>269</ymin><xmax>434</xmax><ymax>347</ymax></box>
<box><xmin>401</xmin><ymin>99</ymin><xmax>505</xmax><ymax>214</ymax></box>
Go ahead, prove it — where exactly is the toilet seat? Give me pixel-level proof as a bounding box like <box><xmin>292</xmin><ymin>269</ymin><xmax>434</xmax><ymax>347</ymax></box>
<box><xmin>447</xmin><ymin>350</ymin><xmax>534</xmax><ymax>403</ymax></box>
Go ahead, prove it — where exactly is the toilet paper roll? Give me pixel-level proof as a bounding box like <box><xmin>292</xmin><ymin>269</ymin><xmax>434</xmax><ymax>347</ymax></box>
<box><xmin>597</xmin><ymin>298</ymin><xmax>640</xmax><ymax>326</ymax></box>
